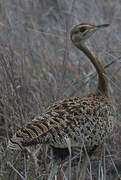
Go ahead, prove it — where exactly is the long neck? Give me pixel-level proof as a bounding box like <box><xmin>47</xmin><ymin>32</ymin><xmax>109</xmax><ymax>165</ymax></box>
<box><xmin>76</xmin><ymin>43</ymin><xmax>109</xmax><ymax>97</ymax></box>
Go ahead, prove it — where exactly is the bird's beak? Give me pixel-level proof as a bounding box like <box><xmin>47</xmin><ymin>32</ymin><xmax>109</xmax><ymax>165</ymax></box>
<box><xmin>96</xmin><ymin>24</ymin><xmax>110</xmax><ymax>30</ymax></box>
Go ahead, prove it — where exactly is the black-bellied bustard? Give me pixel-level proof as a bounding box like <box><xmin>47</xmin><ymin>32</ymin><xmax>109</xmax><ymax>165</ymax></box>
<box><xmin>8</xmin><ymin>23</ymin><xmax>116</xmax><ymax>180</ymax></box>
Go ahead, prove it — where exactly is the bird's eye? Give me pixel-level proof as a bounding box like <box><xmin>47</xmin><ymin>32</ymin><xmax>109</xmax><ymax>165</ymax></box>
<box><xmin>79</xmin><ymin>27</ymin><xmax>87</xmax><ymax>33</ymax></box>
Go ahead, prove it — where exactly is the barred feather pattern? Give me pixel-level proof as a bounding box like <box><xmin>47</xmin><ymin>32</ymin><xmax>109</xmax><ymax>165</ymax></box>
<box><xmin>8</xmin><ymin>94</ymin><xmax>115</xmax><ymax>151</ymax></box>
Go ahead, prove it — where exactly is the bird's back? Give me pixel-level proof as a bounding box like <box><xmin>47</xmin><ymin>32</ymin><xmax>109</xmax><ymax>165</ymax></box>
<box><xmin>8</xmin><ymin>94</ymin><xmax>115</xmax><ymax>151</ymax></box>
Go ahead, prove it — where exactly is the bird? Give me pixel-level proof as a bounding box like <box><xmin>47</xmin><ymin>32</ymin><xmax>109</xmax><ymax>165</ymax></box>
<box><xmin>8</xmin><ymin>23</ymin><xmax>116</xmax><ymax>180</ymax></box>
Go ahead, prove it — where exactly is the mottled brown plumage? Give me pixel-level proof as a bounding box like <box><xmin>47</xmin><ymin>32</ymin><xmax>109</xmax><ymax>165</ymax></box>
<box><xmin>9</xmin><ymin>94</ymin><xmax>115</xmax><ymax>151</ymax></box>
<box><xmin>8</xmin><ymin>23</ymin><xmax>116</xmax><ymax>180</ymax></box>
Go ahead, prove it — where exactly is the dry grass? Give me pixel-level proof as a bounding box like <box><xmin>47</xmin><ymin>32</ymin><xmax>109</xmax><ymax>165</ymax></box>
<box><xmin>0</xmin><ymin>0</ymin><xmax>121</xmax><ymax>179</ymax></box>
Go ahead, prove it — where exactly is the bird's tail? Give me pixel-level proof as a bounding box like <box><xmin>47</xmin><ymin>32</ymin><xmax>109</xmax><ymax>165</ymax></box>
<box><xmin>8</xmin><ymin>133</ymin><xmax>24</xmax><ymax>150</ymax></box>
<box><xmin>7</xmin><ymin>118</ymin><xmax>52</xmax><ymax>150</ymax></box>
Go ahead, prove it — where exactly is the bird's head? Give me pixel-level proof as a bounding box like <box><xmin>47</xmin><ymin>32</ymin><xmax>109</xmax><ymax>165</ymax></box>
<box><xmin>70</xmin><ymin>23</ymin><xmax>110</xmax><ymax>46</ymax></box>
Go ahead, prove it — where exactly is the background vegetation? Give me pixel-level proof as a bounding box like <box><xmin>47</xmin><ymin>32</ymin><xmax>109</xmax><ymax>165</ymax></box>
<box><xmin>0</xmin><ymin>0</ymin><xmax>121</xmax><ymax>179</ymax></box>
